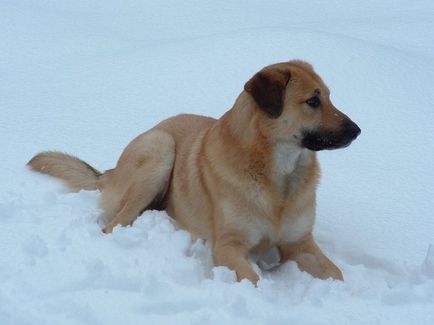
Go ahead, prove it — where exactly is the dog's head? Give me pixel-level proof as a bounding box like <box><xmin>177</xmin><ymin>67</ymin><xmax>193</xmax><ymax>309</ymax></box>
<box><xmin>244</xmin><ymin>60</ymin><xmax>360</xmax><ymax>150</ymax></box>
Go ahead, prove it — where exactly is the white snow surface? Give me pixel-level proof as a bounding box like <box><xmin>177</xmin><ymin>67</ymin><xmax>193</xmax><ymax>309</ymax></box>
<box><xmin>1</xmin><ymin>1</ymin><xmax>434</xmax><ymax>324</ymax></box>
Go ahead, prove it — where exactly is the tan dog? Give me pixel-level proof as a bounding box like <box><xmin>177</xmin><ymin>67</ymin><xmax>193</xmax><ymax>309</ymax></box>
<box><xmin>28</xmin><ymin>60</ymin><xmax>360</xmax><ymax>285</ymax></box>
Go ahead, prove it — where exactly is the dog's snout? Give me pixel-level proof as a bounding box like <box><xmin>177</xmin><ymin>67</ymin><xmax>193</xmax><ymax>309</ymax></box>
<box><xmin>343</xmin><ymin>121</ymin><xmax>361</xmax><ymax>139</ymax></box>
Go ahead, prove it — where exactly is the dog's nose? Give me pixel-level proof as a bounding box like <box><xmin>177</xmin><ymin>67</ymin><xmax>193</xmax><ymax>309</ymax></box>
<box><xmin>343</xmin><ymin>121</ymin><xmax>361</xmax><ymax>139</ymax></box>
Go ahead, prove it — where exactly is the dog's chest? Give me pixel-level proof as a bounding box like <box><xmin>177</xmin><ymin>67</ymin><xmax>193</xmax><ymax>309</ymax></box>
<box><xmin>223</xmin><ymin>145</ymin><xmax>316</xmax><ymax>248</ymax></box>
<box><xmin>246</xmin><ymin>206</ymin><xmax>314</xmax><ymax>247</ymax></box>
<box><xmin>225</xmin><ymin>190</ymin><xmax>314</xmax><ymax>248</ymax></box>
<box><xmin>243</xmin><ymin>148</ymin><xmax>315</xmax><ymax>247</ymax></box>
<box><xmin>276</xmin><ymin>207</ymin><xmax>315</xmax><ymax>243</ymax></box>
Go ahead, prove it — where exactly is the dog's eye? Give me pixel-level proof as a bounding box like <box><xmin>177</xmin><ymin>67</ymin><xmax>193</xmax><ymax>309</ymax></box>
<box><xmin>306</xmin><ymin>96</ymin><xmax>321</xmax><ymax>108</ymax></box>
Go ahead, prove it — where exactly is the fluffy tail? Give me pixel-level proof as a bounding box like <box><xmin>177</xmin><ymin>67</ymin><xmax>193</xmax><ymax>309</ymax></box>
<box><xmin>27</xmin><ymin>151</ymin><xmax>103</xmax><ymax>192</ymax></box>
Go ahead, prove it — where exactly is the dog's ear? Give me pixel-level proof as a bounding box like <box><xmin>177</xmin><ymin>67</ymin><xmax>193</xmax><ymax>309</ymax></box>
<box><xmin>244</xmin><ymin>68</ymin><xmax>291</xmax><ymax>118</ymax></box>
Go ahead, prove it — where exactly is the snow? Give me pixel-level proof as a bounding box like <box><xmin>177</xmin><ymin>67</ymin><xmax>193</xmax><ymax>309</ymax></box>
<box><xmin>1</xmin><ymin>0</ymin><xmax>434</xmax><ymax>324</ymax></box>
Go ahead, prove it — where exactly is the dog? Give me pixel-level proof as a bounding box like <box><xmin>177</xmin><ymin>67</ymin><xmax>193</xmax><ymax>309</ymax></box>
<box><xmin>28</xmin><ymin>60</ymin><xmax>360</xmax><ymax>285</ymax></box>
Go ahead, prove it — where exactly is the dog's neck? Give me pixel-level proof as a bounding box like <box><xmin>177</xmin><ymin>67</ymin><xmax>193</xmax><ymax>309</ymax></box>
<box><xmin>212</xmin><ymin>92</ymin><xmax>314</xmax><ymax>190</ymax></box>
<box><xmin>271</xmin><ymin>141</ymin><xmax>313</xmax><ymax>195</ymax></box>
<box><xmin>273</xmin><ymin>141</ymin><xmax>304</xmax><ymax>175</ymax></box>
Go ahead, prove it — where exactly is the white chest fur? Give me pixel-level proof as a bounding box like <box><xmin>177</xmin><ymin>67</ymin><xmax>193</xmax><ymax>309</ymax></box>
<box><xmin>274</xmin><ymin>144</ymin><xmax>315</xmax><ymax>243</ymax></box>
<box><xmin>222</xmin><ymin>142</ymin><xmax>315</xmax><ymax>248</ymax></box>
<box><xmin>278</xmin><ymin>208</ymin><xmax>315</xmax><ymax>243</ymax></box>
<box><xmin>272</xmin><ymin>143</ymin><xmax>312</xmax><ymax>193</ymax></box>
<box><xmin>223</xmin><ymin>201</ymin><xmax>315</xmax><ymax>248</ymax></box>
<box><xmin>273</xmin><ymin>142</ymin><xmax>303</xmax><ymax>176</ymax></box>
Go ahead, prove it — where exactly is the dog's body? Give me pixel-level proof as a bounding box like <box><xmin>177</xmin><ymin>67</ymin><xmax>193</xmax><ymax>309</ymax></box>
<box><xmin>29</xmin><ymin>60</ymin><xmax>360</xmax><ymax>284</ymax></box>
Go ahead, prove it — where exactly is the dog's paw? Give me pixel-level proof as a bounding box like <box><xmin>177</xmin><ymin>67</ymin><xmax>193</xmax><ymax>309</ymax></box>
<box><xmin>237</xmin><ymin>269</ymin><xmax>260</xmax><ymax>286</ymax></box>
<box><xmin>318</xmin><ymin>264</ymin><xmax>344</xmax><ymax>281</ymax></box>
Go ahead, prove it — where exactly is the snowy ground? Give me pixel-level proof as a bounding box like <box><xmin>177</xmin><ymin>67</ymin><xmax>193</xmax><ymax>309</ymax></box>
<box><xmin>1</xmin><ymin>1</ymin><xmax>434</xmax><ymax>324</ymax></box>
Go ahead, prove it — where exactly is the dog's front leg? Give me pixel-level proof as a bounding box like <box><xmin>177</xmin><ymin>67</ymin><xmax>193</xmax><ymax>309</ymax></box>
<box><xmin>279</xmin><ymin>234</ymin><xmax>343</xmax><ymax>281</ymax></box>
<box><xmin>213</xmin><ymin>233</ymin><xmax>259</xmax><ymax>285</ymax></box>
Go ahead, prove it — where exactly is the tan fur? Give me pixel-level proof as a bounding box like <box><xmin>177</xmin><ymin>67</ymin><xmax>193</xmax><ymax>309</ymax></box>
<box><xmin>28</xmin><ymin>151</ymin><xmax>101</xmax><ymax>191</ymax></box>
<box><xmin>28</xmin><ymin>60</ymin><xmax>360</xmax><ymax>284</ymax></box>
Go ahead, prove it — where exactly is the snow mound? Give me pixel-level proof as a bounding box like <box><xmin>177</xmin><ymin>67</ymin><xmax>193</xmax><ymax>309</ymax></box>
<box><xmin>0</xmin><ymin>179</ymin><xmax>433</xmax><ymax>324</ymax></box>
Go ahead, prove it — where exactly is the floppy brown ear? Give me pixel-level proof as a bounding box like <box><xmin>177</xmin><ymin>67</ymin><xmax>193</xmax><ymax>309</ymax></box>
<box><xmin>244</xmin><ymin>69</ymin><xmax>291</xmax><ymax>118</ymax></box>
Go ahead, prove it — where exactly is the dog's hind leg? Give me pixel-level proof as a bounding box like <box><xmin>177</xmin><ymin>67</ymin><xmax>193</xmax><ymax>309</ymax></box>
<box><xmin>101</xmin><ymin>130</ymin><xmax>175</xmax><ymax>233</ymax></box>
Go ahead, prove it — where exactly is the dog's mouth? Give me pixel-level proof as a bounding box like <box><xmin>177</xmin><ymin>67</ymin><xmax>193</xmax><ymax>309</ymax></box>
<box><xmin>301</xmin><ymin>121</ymin><xmax>361</xmax><ymax>151</ymax></box>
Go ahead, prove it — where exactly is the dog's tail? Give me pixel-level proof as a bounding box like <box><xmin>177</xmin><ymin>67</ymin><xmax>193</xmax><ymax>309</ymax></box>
<box><xmin>27</xmin><ymin>151</ymin><xmax>106</xmax><ymax>192</ymax></box>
